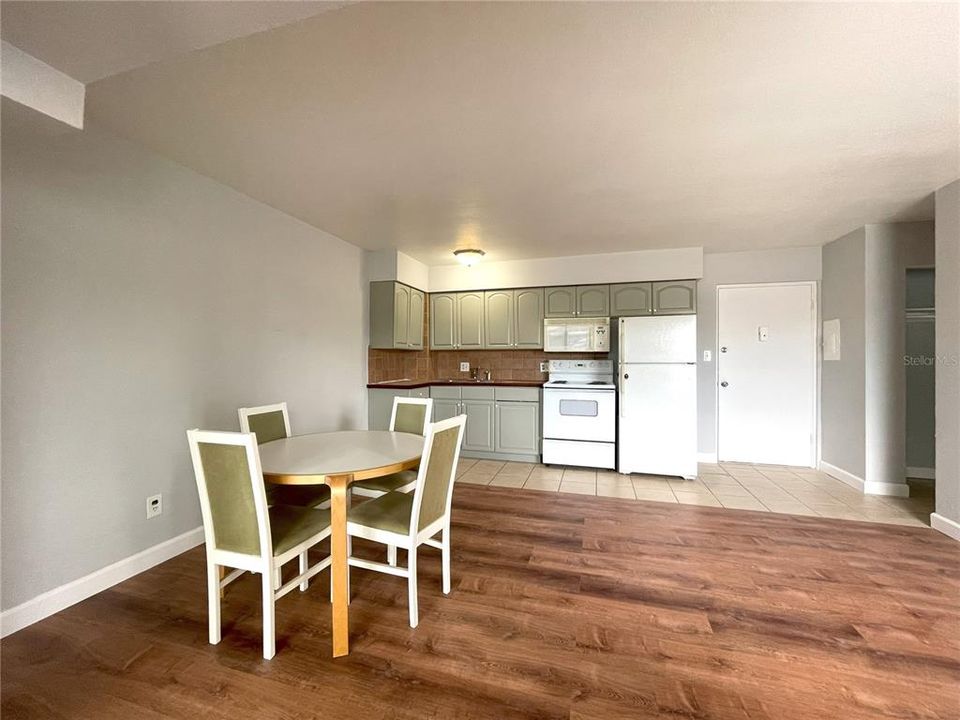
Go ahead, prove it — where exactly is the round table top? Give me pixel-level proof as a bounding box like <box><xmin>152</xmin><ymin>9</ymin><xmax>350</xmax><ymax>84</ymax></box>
<box><xmin>259</xmin><ymin>430</ymin><xmax>424</xmax><ymax>485</ymax></box>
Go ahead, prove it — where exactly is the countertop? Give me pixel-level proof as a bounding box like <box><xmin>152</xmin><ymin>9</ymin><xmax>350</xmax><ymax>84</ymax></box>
<box><xmin>367</xmin><ymin>378</ymin><xmax>545</xmax><ymax>389</ymax></box>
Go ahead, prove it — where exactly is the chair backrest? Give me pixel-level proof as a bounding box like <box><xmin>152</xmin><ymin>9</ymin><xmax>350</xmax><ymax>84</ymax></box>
<box><xmin>409</xmin><ymin>415</ymin><xmax>466</xmax><ymax>534</ymax></box>
<box><xmin>187</xmin><ymin>429</ymin><xmax>271</xmax><ymax>561</ymax></box>
<box><xmin>390</xmin><ymin>397</ymin><xmax>433</xmax><ymax>436</ymax></box>
<box><xmin>238</xmin><ymin>402</ymin><xmax>291</xmax><ymax>445</ymax></box>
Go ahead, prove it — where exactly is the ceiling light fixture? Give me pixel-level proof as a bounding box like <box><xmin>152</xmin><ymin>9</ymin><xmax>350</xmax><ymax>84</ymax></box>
<box><xmin>453</xmin><ymin>248</ymin><xmax>485</xmax><ymax>267</ymax></box>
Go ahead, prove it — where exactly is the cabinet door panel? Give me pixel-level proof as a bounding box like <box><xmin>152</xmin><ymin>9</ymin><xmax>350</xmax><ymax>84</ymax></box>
<box><xmin>484</xmin><ymin>290</ymin><xmax>514</xmax><ymax>348</ymax></box>
<box><xmin>577</xmin><ymin>285</ymin><xmax>610</xmax><ymax>317</ymax></box>
<box><xmin>544</xmin><ymin>286</ymin><xmax>577</xmax><ymax>317</ymax></box>
<box><xmin>432</xmin><ymin>398</ymin><xmax>461</xmax><ymax>423</ymax></box>
<box><xmin>393</xmin><ymin>284</ymin><xmax>410</xmax><ymax>347</ymax></box>
<box><xmin>457</xmin><ymin>292</ymin><xmax>485</xmax><ymax>349</ymax></box>
<box><xmin>652</xmin><ymin>280</ymin><xmax>697</xmax><ymax>315</ymax></box>
<box><xmin>495</xmin><ymin>402</ymin><xmax>540</xmax><ymax>455</ymax></box>
<box><xmin>368</xmin><ymin>389</ymin><xmax>409</xmax><ymax>430</ymax></box>
<box><xmin>462</xmin><ymin>400</ymin><xmax>495</xmax><ymax>452</ymax></box>
<box><xmin>610</xmin><ymin>282</ymin><xmax>652</xmax><ymax>316</ymax></box>
<box><xmin>408</xmin><ymin>289</ymin><xmax>424</xmax><ymax>349</ymax></box>
<box><xmin>430</xmin><ymin>294</ymin><xmax>457</xmax><ymax>349</ymax></box>
<box><xmin>514</xmin><ymin>288</ymin><xmax>544</xmax><ymax>348</ymax></box>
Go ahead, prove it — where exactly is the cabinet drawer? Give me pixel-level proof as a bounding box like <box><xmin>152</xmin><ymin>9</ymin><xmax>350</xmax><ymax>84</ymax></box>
<box><xmin>409</xmin><ymin>387</ymin><xmax>430</xmax><ymax>398</ymax></box>
<box><xmin>461</xmin><ymin>386</ymin><xmax>496</xmax><ymax>400</ymax></box>
<box><xmin>494</xmin><ymin>387</ymin><xmax>540</xmax><ymax>402</ymax></box>
<box><xmin>430</xmin><ymin>386</ymin><xmax>462</xmax><ymax>399</ymax></box>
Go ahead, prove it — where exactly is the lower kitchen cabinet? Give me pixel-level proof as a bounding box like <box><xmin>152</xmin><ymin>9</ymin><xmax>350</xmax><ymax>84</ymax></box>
<box><xmin>368</xmin><ymin>387</ymin><xmax>429</xmax><ymax>430</ymax></box>
<box><xmin>495</xmin><ymin>401</ymin><xmax>540</xmax><ymax>456</ymax></box>
<box><xmin>429</xmin><ymin>385</ymin><xmax>542</xmax><ymax>462</ymax></box>
<box><xmin>461</xmin><ymin>400</ymin><xmax>495</xmax><ymax>453</ymax></box>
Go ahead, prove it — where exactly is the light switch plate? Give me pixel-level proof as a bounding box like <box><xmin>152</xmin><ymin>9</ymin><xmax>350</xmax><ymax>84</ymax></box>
<box><xmin>459</xmin><ymin>362</ymin><xmax>470</xmax><ymax>372</ymax></box>
<box><xmin>703</xmin><ymin>350</ymin><xmax>712</xmax><ymax>362</ymax></box>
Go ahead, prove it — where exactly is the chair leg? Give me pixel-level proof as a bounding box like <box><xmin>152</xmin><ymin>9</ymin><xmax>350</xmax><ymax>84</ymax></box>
<box><xmin>387</xmin><ymin>545</ymin><xmax>397</xmax><ymax>567</ymax></box>
<box><xmin>408</xmin><ymin>546</ymin><xmax>419</xmax><ymax>629</ymax></box>
<box><xmin>441</xmin><ymin>527</ymin><xmax>452</xmax><ymax>595</ymax></box>
<box><xmin>299</xmin><ymin>551</ymin><xmax>309</xmax><ymax>592</ymax></box>
<box><xmin>207</xmin><ymin>562</ymin><xmax>222</xmax><ymax>645</ymax></box>
<box><xmin>262</xmin><ymin>570</ymin><xmax>276</xmax><ymax>660</ymax></box>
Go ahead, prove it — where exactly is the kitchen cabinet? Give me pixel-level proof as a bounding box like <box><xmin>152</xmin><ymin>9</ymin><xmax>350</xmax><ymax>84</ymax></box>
<box><xmin>369</xmin><ymin>281</ymin><xmax>425</xmax><ymax>350</ymax></box>
<box><xmin>430</xmin><ymin>293</ymin><xmax>457</xmax><ymax>349</ymax></box>
<box><xmin>483</xmin><ymin>290</ymin><xmax>514</xmax><ymax>348</ymax></box>
<box><xmin>368</xmin><ymin>388</ymin><xmax>410</xmax><ymax>430</ymax></box>
<box><xmin>514</xmin><ymin>288</ymin><xmax>545</xmax><ymax>348</ymax></box>
<box><xmin>652</xmin><ymin>280</ymin><xmax>697</xmax><ymax>315</ymax></box>
<box><xmin>462</xmin><ymin>400</ymin><xmax>495</xmax><ymax>453</ymax></box>
<box><xmin>428</xmin><ymin>385</ymin><xmax>541</xmax><ymax>461</ymax></box>
<box><xmin>544</xmin><ymin>285</ymin><xmax>609</xmax><ymax>317</ymax></box>
<box><xmin>544</xmin><ymin>286</ymin><xmax>577</xmax><ymax>317</ymax></box>
<box><xmin>457</xmin><ymin>292</ymin><xmax>485</xmax><ymax>349</ymax></box>
<box><xmin>484</xmin><ymin>288</ymin><xmax>545</xmax><ymax>349</ymax></box>
<box><xmin>495</xmin><ymin>401</ymin><xmax>540</xmax><ymax>456</ymax></box>
<box><xmin>576</xmin><ymin>285</ymin><xmax>609</xmax><ymax>317</ymax></box>
<box><xmin>610</xmin><ymin>282</ymin><xmax>653</xmax><ymax>316</ymax></box>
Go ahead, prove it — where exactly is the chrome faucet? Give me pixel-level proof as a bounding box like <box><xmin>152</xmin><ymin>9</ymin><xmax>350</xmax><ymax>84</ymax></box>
<box><xmin>482</xmin><ymin>369</ymin><xmax>492</xmax><ymax>382</ymax></box>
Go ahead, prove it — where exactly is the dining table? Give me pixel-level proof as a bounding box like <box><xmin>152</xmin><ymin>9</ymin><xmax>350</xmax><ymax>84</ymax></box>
<box><xmin>258</xmin><ymin>429</ymin><xmax>424</xmax><ymax>657</ymax></box>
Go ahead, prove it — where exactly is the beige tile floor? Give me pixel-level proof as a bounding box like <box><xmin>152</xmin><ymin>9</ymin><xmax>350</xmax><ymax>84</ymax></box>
<box><xmin>456</xmin><ymin>458</ymin><xmax>935</xmax><ymax>527</ymax></box>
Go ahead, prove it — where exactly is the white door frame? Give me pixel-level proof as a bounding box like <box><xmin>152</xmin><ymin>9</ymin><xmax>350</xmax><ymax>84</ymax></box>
<box><xmin>715</xmin><ymin>281</ymin><xmax>820</xmax><ymax>467</ymax></box>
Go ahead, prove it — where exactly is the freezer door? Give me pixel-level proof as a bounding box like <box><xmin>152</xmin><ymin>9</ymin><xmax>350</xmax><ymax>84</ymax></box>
<box><xmin>619</xmin><ymin>315</ymin><xmax>696</xmax><ymax>363</ymax></box>
<box><xmin>618</xmin><ymin>363</ymin><xmax>697</xmax><ymax>478</ymax></box>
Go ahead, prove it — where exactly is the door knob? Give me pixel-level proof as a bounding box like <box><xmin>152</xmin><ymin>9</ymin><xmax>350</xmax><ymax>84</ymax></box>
<box><xmin>720</xmin><ymin>381</ymin><xmax>729</xmax><ymax>388</ymax></box>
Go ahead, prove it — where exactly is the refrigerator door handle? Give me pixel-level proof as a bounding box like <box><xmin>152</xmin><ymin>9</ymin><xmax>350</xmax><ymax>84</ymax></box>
<box><xmin>620</xmin><ymin>373</ymin><xmax>626</xmax><ymax>418</ymax></box>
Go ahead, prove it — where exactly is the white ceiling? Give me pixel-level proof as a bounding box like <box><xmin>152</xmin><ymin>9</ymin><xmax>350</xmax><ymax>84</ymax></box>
<box><xmin>0</xmin><ymin>1</ymin><xmax>349</xmax><ymax>82</ymax></box>
<box><xmin>11</xmin><ymin>2</ymin><xmax>960</xmax><ymax>264</ymax></box>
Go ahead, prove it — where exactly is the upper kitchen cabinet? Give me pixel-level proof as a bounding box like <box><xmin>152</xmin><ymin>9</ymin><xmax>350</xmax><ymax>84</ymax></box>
<box><xmin>369</xmin><ymin>281</ymin><xmax>425</xmax><ymax>350</ymax></box>
<box><xmin>545</xmin><ymin>285</ymin><xmax>609</xmax><ymax>317</ymax></box>
<box><xmin>485</xmin><ymin>288</ymin><xmax>544</xmax><ymax>349</ymax></box>
<box><xmin>430</xmin><ymin>293</ymin><xmax>457</xmax><ymax>349</ymax></box>
<box><xmin>483</xmin><ymin>290</ymin><xmax>514</xmax><ymax>348</ymax></box>
<box><xmin>514</xmin><ymin>288</ymin><xmax>545</xmax><ymax>348</ymax></box>
<box><xmin>610</xmin><ymin>282</ymin><xmax>653</xmax><ymax>316</ymax></box>
<box><xmin>652</xmin><ymin>280</ymin><xmax>697</xmax><ymax>315</ymax></box>
<box><xmin>544</xmin><ymin>286</ymin><xmax>577</xmax><ymax>317</ymax></box>
<box><xmin>576</xmin><ymin>285</ymin><xmax>609</xmax><ymax>317</ymax></box>
<box><xmin>457</xmin><ymin>292</ymin><xmax>485</xmax><ymax>349</ymax></box>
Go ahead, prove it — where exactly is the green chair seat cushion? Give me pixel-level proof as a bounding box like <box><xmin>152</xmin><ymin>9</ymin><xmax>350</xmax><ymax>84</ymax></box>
<box><xmin>352</xmin><ymin>470</ymin><xmax>418</xmax><ymax>494</ymax></box>
<box><xmin>270</xmin><ymin>505</ymin><xmax>331</xmax><ymax>557</ymax></box>
<box><xmin>267</xmin><ymin>483</ymin><xmax>331</xmax><ymax>507</ymax></box>
<box><xmin>348</xmin><ymin>492</ymin><xmax>413</xmax><ymax>535</ymax></box>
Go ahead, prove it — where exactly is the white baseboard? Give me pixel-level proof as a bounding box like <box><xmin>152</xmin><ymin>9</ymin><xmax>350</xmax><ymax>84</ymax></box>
<box><xmin>819</xmin><ymin>461</ymin><xmax>910</xmax><ymax>497</ymax></box>
<box><xmin>697</xmin><ymin>452</ymin><xmax>718</xmax><ymax>464</ymax></box>
<box><xmin>931</xmin><ymin>513</ymin><xmax>960</xmax><ymax>542</ymax></box>
<box><xmin>0</xmin><ymin>526</ymin><xmax>204</xmax><ymax>638</ymax></box>
<box><xmin>906</xmin><ymin>466</ymin><xmax>935</xmax><ymax>480</ymax></box>
<box><xmin>819</xmin><ymin>461</ymin><xmax>864</xmax><ymax>491</ymax></box>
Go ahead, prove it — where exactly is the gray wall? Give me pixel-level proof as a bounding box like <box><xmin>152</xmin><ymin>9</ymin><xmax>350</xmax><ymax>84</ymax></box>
<box><xmin>821</xmin><ymin>228</ymin><xmax>867</xmax><ymax>477</ymax></box>
<box><xmin>935</xmin><ymin>180</ymin><xmax>960</xmax><ymax>525</ymax></box>
<box><xmin>696</xmin><ymin>247</ymin><xmax>822</xmax><ymax>457</ymax></box>
<box><xmin>1</xmin><ymin>100</ymin><xmax>367</xmax><ymax>610</ymax></box>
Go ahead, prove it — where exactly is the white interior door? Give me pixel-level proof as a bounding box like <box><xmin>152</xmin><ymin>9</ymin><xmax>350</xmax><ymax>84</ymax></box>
<box><xmin>717</xmin><ymin>283</ymin><xmax>816</xmax><ymax>466</ymax></box>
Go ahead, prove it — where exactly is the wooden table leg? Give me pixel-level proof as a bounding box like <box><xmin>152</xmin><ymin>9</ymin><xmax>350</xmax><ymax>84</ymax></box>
<box><xmin>328</xmin><ymin>474</ymin><xmax>350</xmax><ymax>657</ymax></box>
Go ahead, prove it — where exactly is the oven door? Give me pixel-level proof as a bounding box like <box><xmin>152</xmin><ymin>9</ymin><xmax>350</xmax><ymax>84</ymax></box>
<box><xmin>542</xmin><ymin>388</ymin><xmax>615</xmax><ymax>442</ymax></box>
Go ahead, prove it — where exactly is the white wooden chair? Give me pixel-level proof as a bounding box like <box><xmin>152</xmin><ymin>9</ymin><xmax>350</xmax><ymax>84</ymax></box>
<box><xmin>187</xmin><ymin>429</ymin><xmax>332</xmax><ymax>660</ymax></box>
<box><xmin>352</xmin><ymin>397</ymin><xmax>433</xmax><ymax>498</ymax></box>
<box><xmin>238</xmin><ymin>402</ymin><xmax>330</xmax><ymax>509</ymax></box>
<box><xmin>346</xmin><ymin>414</ymin><xmax>466</xmax><ymax>628</ymax></box>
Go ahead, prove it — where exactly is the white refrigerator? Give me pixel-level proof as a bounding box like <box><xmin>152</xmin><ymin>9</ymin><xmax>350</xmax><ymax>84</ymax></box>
<box><xmin>614</xmin><ymin>315</ymin><xmax>697</xmax><ymax>479</ymax></box>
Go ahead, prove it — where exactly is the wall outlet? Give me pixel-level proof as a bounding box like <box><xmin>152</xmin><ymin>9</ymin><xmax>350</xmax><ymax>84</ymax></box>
<box><xmin>459</xmin><ymin>362</ymin><xmax>470</xmax><ymax>372</ymax></box>
<box><xmin>146</xmin><ymin>494</ymin><xmax>162</xmax><ymax>519</ymax></box>
<box><xmin>703</xmin><ymin>350</ymin><xmax>712</xmax><ymax>362</ymax></box>
<box><xmin>539</xmin><ymin>361</ymin><xmax>548</xmax><ymax>372</ymax></box>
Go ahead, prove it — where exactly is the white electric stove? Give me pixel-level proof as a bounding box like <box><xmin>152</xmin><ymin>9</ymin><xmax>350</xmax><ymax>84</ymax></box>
<box><xmin>542</xmin><ymin>360</ymin><xmax>616</xmax><ymax>469</ymax></box>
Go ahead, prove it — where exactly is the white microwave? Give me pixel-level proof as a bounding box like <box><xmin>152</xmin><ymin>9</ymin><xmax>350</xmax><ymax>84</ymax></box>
<box><xmin>543</xmin><ymin>318</ymin><xmax>610</xmax><ymax>353</ymax></box>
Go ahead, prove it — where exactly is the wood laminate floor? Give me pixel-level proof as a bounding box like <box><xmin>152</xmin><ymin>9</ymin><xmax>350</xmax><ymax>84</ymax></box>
<box><xmin>2</xmin><ymin>486</ymin><xmax>958</xmax><ymax>719</ymax></box>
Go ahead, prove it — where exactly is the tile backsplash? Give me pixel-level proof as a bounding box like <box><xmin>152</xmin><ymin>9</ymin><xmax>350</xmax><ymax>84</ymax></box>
<box><xmin>368</xmin><ymin>346</ymin><xmax>603</xmax><ymax>384</ymax></box>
